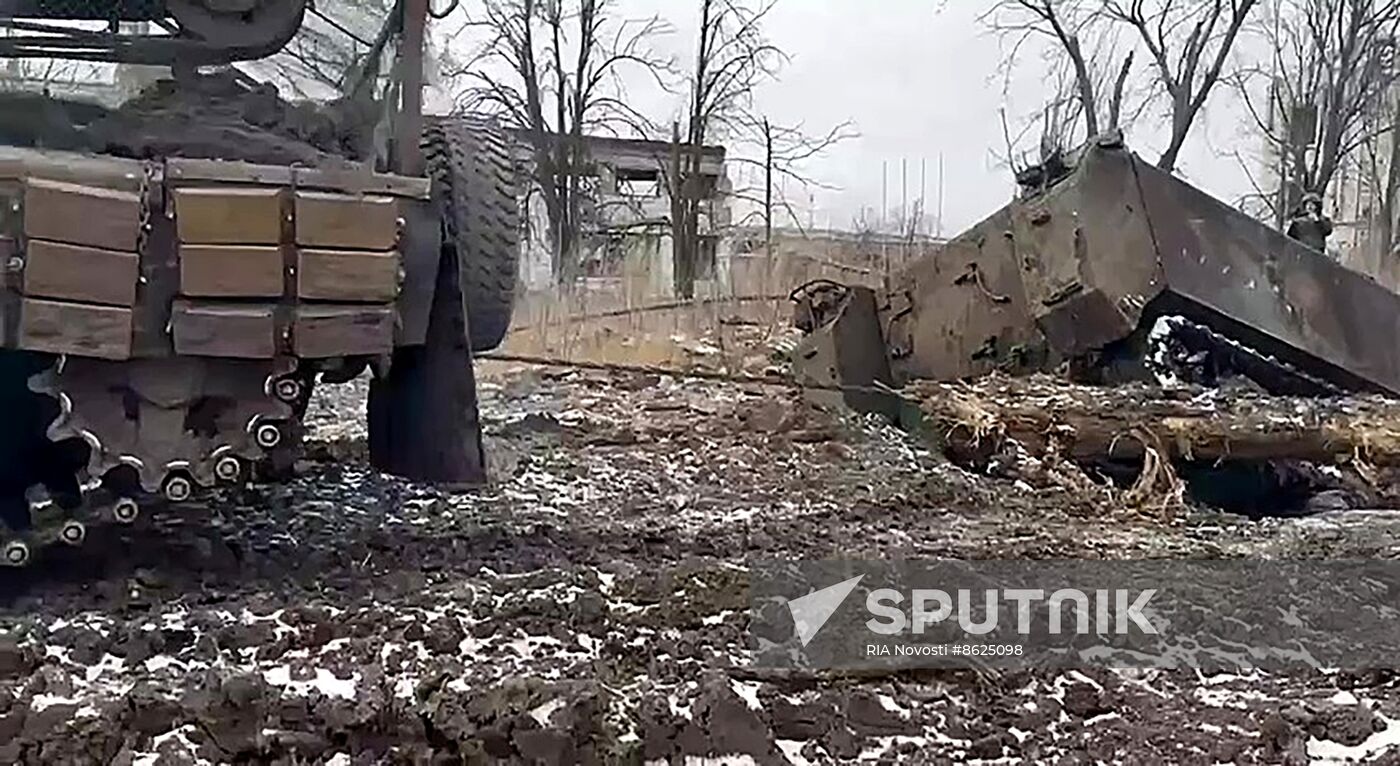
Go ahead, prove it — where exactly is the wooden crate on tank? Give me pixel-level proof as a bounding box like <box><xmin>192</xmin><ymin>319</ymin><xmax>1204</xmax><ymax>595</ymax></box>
<box><xmin>180</xmin><ymin>244</ymin><xmax>284</xmax><ymax>298</ymax></box>
<box><xmin>294</xmin><ymin>191</ymin><xmax>399</xmax><ymax>250</ymax></box>
<box><xmin>18</xmin><ymin>298</ymin><xmax>132</xmax><ymax>359</ymax></box>
<box><xmin>23</xmin><ymin>240</ymin><xmax>139</xmax><ymax>307</ymax></box>
<box><xmin>23</xmin><ymin>178</ymin><xmax>141</xmax><ymax>252</ymax></box>
<box><xmin>170</xmin><ymin>301</ymin><xmax>279</xmax><ymax>358</ymax></box>
<box><xmin>174</xmin><ymin>187</ymin><xmax>285</xmax><ymax>245</ymax></box>
<box><xmin>296</xmin><ymin>248</ymin><xmax>400</xmax><ymax>302</ymax></box>
<box><xmin>293</xmin><ymin>304</ymin><xmax>394</xmax><ymax>358</ymax></box>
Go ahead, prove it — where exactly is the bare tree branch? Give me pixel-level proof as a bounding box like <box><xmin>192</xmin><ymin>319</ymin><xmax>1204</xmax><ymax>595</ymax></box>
<box><xmin>449</xmin><ymin>0</ymin><xmax>678</xmax><ymax>285</ymax></box>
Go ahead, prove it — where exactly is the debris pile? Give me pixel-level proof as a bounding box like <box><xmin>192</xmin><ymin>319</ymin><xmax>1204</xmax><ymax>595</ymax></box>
<box><xmin>909</xmin><ymin>374</ymin><xmax>1392</xmax><ymax>517</ymax></box>
<box><xmin>0</xmin><ymin>71</ymin><xmax>368</xmax><ymax>166</ymax></box>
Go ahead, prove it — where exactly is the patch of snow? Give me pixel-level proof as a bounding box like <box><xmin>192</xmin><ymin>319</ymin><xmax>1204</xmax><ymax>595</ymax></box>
<box><xmin>530</xmin><ymin>697</ymin><xmax>565</xmax><ymax>727</ymax></box>
<box><xmin>777</xmin><ymin>740</ymin><xmax>814</xmax><ymax>766</ymax></box>
<box><xmin>262</xmin><ymin>666</ymin><xmax>359</xmax><ymax>700</ymax></box>
<box><xmin>144</xmin><ymin>655</ymin><xmax>178</xmax><ymax>673</ymax></box>
<box><xmin>876</xmin><ymin>693</ymin><xmax>911</xmax><ymax>718</ymax></box>
<box><xmin>730</xmin><ymin>679</ymin><xmax>763</xmax><ymax>711</ymax></box>
<box><xmin>30</xmin><ymin>693</ymin><xmax>80</xmax><ymax>712</ymax></box>
<box><xmin>1309</xmin><ymin>714</ymin><xmax>1400</xmax><ymax>763</ymax></box>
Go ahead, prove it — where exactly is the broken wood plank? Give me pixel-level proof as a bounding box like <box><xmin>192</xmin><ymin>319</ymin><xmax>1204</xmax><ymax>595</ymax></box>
<box><xmin>23</xmin><ymin>239</ymin><xmax>139</xmax><ymax>306</ymax></box>
<box><xmin>293</xmin><ymin>304</ymin><xmax>394</xmax><ymax>358</ymax></box>
<box><xmin>174</xmin><ymin>187</ymin><xmax>284</xmax><ymax>245</ymax></box>
<box><xmin>171</xmin><ymin>301</ymin><xmax>278</xmax><ymax>358</ymax></box>
<box><xmin>296</xmin><ymin>248</ymin><xmax>399</xmax><ymax>302</ymax></box>
<box><xmin>166</xmin><ymin>158</ymin><xmax>429</xmax><ymax>199</ymax></box>
<box><xmin>18</xmin><ymin>298</ymin><xmax>131</xmax><ymax>359</ymax></box>
<box><xmin>23</xmin><ymin>178</ymin><xmax>141</xmax><ymax>251</ymax></box>
<box><xmin>294</xmin><ymin>191</ymin><xmax>399</xmax><ymax>250</ymax></box>
<box><xmin>180</xmin><ymin>244</ymin><xmax>284</xmax><ymax>298</ymax></box>
<box><xmin>0</xmin><ymin>147</ymin><xmax>145</xmax><ymax>191</ymax></box>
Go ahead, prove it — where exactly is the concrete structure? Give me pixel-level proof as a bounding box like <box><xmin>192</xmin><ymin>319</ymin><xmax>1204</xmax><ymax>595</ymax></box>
<box><xmin>728</xmin><ymin>225</ymin><xmax>944</xmax><ymax>295</ymax></box>
<box><xmin>508</xmin><ymin>130</ymin><xmax>731</xmax><ymax>300</ymax></box>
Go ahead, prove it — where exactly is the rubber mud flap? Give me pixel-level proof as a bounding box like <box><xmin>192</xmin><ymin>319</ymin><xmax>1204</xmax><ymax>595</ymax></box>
<box><xmin>422</xmin><ymin>116</ymin><xmax>521</xmax><ymax>353</ymax></box>
<box><xmin>367</xmin><ymin>248</ymin><xmax>486</xmax><ymax>486</ymax></box>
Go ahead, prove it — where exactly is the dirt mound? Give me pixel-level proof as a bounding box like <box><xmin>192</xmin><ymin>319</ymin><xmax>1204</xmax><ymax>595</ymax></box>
<box><xmin>0</xmin><ymin>71</ymin><xmax>375</xmax><ymax>167</ymax></box>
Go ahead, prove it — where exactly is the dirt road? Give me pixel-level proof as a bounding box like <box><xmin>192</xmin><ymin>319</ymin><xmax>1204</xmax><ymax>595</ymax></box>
<box><xmin>2</xmin><ymin>364</ymin><xmax>1399</xmax><ymax>764</ymax></box>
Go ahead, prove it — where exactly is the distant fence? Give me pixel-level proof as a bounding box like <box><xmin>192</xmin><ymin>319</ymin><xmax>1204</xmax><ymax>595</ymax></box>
<box><xmin>498</xmin><ymin>241</ymin><xmax>939</xmax><ymax>369</ymax></box>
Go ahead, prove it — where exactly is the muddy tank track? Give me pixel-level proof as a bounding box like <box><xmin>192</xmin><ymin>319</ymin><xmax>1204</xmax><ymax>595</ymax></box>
<box><xmin>0</xmin><ymin>354</ymin><xmax>316</xmax><ymax>567</ymax></box>
<box><xmin>1145</xmin><ymin>315</ymin><xmax>1345</xmax><ymax>397</ymax></box>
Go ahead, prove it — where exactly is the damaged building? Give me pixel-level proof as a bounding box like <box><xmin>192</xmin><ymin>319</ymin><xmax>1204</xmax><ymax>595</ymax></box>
<box><xmin>511</xmin><ymin>131</ymin><xmax>732</xmax><ymax>302</ymax></box>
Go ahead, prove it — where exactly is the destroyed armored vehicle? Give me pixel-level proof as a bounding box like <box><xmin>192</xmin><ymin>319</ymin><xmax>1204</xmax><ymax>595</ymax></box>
<box><xmin>794</xmin><ymin>135</ymin><xmax>1400</xmax><ymax>409</ymax></box>
<box><xmin>0</xmin><ymin>0</ymin><xmax>520</xmax><ymax>565</ymax></box>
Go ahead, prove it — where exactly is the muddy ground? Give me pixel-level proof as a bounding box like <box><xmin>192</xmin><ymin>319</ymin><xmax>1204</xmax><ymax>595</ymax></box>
<box><xmin>3</xmin><ymin>342</ymin><xmax>1400</xmax><ymax>764</ymax></box>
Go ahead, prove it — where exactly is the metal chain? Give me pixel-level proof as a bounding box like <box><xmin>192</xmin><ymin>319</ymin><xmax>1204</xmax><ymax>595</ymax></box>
<box><xmin>1</xmin><ymin>360</ymin><xmax>309</xmax><ymax>568</ymax></box>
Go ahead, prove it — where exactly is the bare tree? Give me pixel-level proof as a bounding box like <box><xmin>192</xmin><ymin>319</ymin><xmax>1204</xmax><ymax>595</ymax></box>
<box><xmin>454</xmin><ymin>0</ymin><xmax>674</xmax><ymax>285</ymax></box>
<box><xmin>665</xmin><ymin>0</ymin><xmax>789</xmax><ymax>299</ymax></box>
<box><xmin>727</xmin><ymin>116</ymin><xmax>857</xmax><ymax>262</ymax></box>
<box><xmin>258</xmin><ymin>0</ymin><xmax>396</xmax><ymax>97</ymax></box>
<box><xmin>1104</xmin><ymin>0</ymin><xmax>1260</xmax><ymax>171</ymax></box>
<box><xmin>984</xmin><ymin>0</ymin><xmax>1136</xmax><ymax>148</ymax></box>
<box><xmin>1233</xmin><ymin>0</ymin><xmax>1400</xmax><ymax>230</ymax></box>
<box><xmin>1373</xmin><ymin>94</ymin><xmax>1400</xmax><ymax>257</ymax></box>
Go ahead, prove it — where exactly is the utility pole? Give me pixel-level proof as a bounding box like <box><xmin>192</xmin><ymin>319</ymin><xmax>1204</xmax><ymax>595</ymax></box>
<box><xmin>901</xmin><ymin>157</ymin><xmax>908</xmax><ymax>269</ymax></box>
<box><xmin>881</xmin><ymin>160</ymin><xmax>888</xmax><ymax>279</ymax></box>
<box><xmin>920</xmin><ymin>157</ymin><xmax>927</xmax><ymax>237</ymax></box>
<box><xmin>937</xmin><ymin>153</ymin><xmax>945</xmax><ymax>238</ymax></box>
<box><xmin>881</xmin><ymin>161</ymin><xmax>888</xmax><ymax>234</ymax></box>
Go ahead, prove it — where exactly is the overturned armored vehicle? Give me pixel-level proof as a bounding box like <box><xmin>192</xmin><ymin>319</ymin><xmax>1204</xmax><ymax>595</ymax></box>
<box><xmin>0</xmin><ymin>0</ymin><xmax>520</xmax><ymax>565</ymax></box>
<box><xmin>795</xmin><ymin>136</ymin><xmax>1400</xmax><ymax>409</ymax></box>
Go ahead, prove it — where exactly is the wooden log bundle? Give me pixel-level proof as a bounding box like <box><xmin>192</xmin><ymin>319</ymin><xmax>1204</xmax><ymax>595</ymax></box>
<box><xmin>907</xmin><ymin>375</ymin><xmax>1400</xmax><ymax>469</ymax></box>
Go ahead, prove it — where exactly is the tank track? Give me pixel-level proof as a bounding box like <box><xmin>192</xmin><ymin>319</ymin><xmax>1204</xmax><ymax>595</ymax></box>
<box><xmin>1145</xmin><ymin>315</ymin><xmax>1345</xmax><ymax>397</ymax></box>
<box><xmin>0</xmin><ymin>355</ymin><xmax>315</xmax><ymax>567</ymax></box>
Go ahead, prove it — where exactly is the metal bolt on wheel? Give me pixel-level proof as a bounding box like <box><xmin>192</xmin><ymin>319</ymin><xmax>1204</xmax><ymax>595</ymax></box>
<box><xmin>163</xmin><ymin>474</ymin><xmax>193</xmax><ymax>503</ymax></box>
<box><xmin>255</xmin><ymin>423</ymin><xmax>282</xmax><ymax>449</ymax></box>
<box><xmin>59</xmin><ymin>521</ymin><xmax>85</xmax><ymax>546</ymax></box>
<box><xmin>3</xmin><ymin>541</ymin><xmax>30</xmax><ymax>567</ymax></box>
<box><xmin>273</xmin><ymin>378</ymin><xmax>302</xmax><ymax>403</ymax></box>
<box><xmin>214</xmin><ymin>455</ymin><xmax>242</xmax><ymax>482</ymax></box>
<box><xmin>113</xmin><ymin>498</ymin><xmax>140</xmax><ymax>524</ymax></box>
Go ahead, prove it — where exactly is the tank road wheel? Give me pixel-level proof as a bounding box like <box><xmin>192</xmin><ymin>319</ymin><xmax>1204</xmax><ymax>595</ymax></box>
<box><xmin>367</xmin><ymin>245</ymin><xmax>487</xmax><ymax>487</ymax></box>
<box><xmin>422</xmin><ymin>116</ymin><xmax>522</xmax><ymax>353</ymax></box>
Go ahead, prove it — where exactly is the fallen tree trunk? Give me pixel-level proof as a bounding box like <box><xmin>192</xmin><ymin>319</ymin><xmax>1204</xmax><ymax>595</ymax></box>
<box><xmin>908</xmin><ymin>375</ymin><xmax>1400</xmax><ymax>469</ymax></box>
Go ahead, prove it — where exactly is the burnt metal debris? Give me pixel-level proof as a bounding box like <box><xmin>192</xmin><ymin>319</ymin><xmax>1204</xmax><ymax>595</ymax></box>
<box><xmin>793</xmin><ymin>138</ymin><xmax>1400</xmax><ymax>402</ymax></box>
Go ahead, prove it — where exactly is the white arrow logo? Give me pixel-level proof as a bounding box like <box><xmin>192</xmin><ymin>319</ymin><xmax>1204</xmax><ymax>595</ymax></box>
<box><xmin>786</xmin><ymin>574</ymin><xmax>865</xmax><ymax>646</ymax></box>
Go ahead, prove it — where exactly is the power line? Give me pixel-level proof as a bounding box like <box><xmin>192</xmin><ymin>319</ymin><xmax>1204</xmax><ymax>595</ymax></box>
<box><xmin>477</xmin><ymin>351</ymin><xmax>908</xmax><ymax>401</ymax></box>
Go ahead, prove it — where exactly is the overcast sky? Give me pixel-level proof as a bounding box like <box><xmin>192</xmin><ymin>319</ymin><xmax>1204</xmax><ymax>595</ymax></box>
<box><xmin>591</xmin><ymin>0</ymin><xmax>1259</xmax><ymax>236</ymax></box>
<box><xmin>441</xmin><ymin>0</ymin><xmax>1263</xmax><ymax>236</ymax></box>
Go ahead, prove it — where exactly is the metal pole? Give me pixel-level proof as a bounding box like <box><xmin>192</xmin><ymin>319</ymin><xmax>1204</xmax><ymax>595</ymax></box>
<box><xmin>881</xmin><ymin>160</ymin><xmax>888</xmax><ymax>278</ymax></box>
<box><xmin>394</xmin><ymin>0</ymin><xmax>428</xmax><ymax>176</ymax></box>
<box><xmin>920</xmin><ymin>157</ymin><xmax>927</xmax><ymax>236</ymax></box>
<box><xmin>937</xmin><ymin>153</ymin><xmax>945</xmax><ymax>238</ymax></box>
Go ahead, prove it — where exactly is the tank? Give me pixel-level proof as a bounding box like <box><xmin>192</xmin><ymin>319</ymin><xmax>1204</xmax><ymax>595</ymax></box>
<box><xmin>0</xmin><ymin>0</ymin><xmax>521</xmax><ymax>565</ymax></box>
